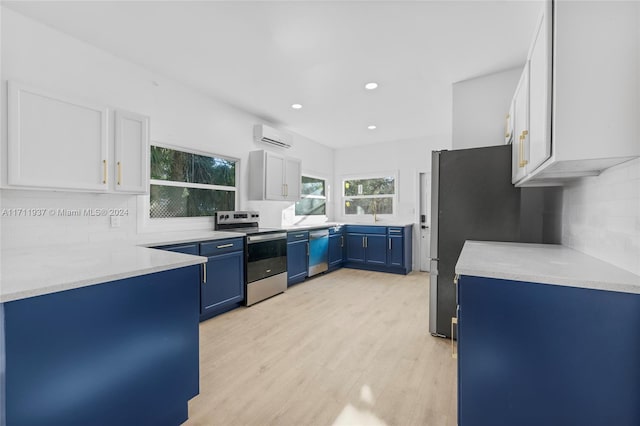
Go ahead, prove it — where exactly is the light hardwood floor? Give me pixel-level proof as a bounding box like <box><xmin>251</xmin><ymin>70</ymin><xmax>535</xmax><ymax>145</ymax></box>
<box><xmin>185</xmin><ymin>269</ymin><xmax>457</xmax><ymax>426</ymax></box>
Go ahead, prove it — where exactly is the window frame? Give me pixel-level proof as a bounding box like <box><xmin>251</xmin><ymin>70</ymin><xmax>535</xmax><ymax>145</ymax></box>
<box><xmin>139</xmin><ymin>142</ymin><xmax>240</xmax><ymax>232</ymax></box>
<box><xmin>294</xmin><ymin>174</ymin><xmax>328</xmax><ymax>218</ymax></box>
<box><xmin>341</xmin><ymin>171</ymin><xmax>398</xmax><ymax>218</ymax></box>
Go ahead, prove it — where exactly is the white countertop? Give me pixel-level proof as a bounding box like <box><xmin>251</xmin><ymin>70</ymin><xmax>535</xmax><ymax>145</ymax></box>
<box><xmin>0</xmin><ymin>243</ymin><xmax>208</xmax><ymax>303</ymax></box>
<box><xmin>456</xmin><ymin>241</ymin><xmax>640</xmax><ymax>294</ymax></box>
<box><xmin>283</xmin><ymin>222</ymin><xmax>414</xmax><ymax>231</ymax></box>
<box><xmin>136</xmin><ymin>230</ymin><xmax>245</xmax><ymax>247</ymax></box>
<box><xmin>0</xmin><ymin>230</ymin><xmax>249</xmax><ymax>303</ymax></box>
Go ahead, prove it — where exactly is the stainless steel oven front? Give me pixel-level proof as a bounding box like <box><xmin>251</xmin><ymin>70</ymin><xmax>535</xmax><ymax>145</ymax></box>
<box><xmin>245</xmin><ymin>231</ymin><xmax>287</xmax><ymax>306</ymax></box>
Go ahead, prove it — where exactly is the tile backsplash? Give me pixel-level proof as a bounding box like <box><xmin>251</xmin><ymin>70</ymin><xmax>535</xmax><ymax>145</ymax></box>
<box><xmin>562</xmin><ymin>158</ymin><xmax>640</xmax><ymax>276</ymax></box>
<box><xmin>1</xmin><ymin>189</ymin><xmax>138</xmax><ymax>249</ymax></box>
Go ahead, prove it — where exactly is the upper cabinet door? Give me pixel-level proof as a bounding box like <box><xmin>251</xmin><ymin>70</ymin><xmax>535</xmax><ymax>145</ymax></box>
<box><xmin>264</xmin><ymin>151</ymin><xmax>286</xmax><ymax>200</ymax></box>
<box><xmin>505</xmin><ymin>100</ymin><xmax>515</xmax><ymax>145</ymax></box>
<box><xmin>7</xmin><ymin>81</ymin><xmax>109</xmax><ymax>191</ymax></box>
<box><xmin>114</xmin><ymin>110</ymin><xmax>150</xmax><ymax>194</ymax></box>
<box><xmin>284</xmin><ymin>157</ymin><xmax>301</xmax><ymax>201</ymax></box>
<box><xmin>527</xmin><ymin>1</ymin><xmax>552</xmax><ymax>172</ymax></box>
<box><xmin>512</xmin><ymin>65</ymin><xmax>530</xmax><ymax>184</ymax></box>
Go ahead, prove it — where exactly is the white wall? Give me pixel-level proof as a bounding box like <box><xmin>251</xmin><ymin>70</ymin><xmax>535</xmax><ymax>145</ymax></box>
<box><xmin>333</xmin><ymin>136</ymin><xmax>451</xmax><ymax>268</ymax></box>
<box><xmin>562</xmin><ymin>158</ymin><xmax>640</xmax><ymax>276</ymax></box>
<box><xmin>0</xmin><ymin>8</ymin><xmax>334</xmax><ymax>248</ymax></box>
<box><xmin>452</xmin><ymin>67</ymin><xmax>522</xmax><ymax>150</ymax></box>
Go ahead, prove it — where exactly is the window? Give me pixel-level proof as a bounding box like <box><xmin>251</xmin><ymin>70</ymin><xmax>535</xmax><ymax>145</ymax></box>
<box><xmin>150</xmin><ymin>146</ymin><xmax>237</xmax><ymax>218</ymax></box>
<box><xmin>295</xmin><ymin>176</ymin><xmax>326</xmax><ymax>216</ymax></box>
<box><xmin>343</xmin><ymin>175</ymin><xmax>396</xmax><ymax>216</ymax></box>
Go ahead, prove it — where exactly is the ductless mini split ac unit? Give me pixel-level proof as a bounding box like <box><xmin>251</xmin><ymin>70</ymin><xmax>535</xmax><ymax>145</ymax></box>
<box><xmin>254</xmin><ymin>124</ymin><xmax>293</xmax><ymax>149</ymax></box>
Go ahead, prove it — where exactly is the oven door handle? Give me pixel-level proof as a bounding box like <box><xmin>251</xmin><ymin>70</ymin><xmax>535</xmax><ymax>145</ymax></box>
<box><xmin>247</xmin><ymin>232</ymin><xmax>287</xmax><ymax>243</ymax></box>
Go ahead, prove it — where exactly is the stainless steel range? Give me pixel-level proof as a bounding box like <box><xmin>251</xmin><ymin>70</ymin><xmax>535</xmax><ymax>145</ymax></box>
<box><xmin>215</xmin><ymin>211</ymin><xmax>287</xmax><ymax>306</ymax></box>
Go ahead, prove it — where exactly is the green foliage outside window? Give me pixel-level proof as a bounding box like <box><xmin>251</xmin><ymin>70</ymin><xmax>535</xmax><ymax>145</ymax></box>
<box><xmin>295</xmin><ymin>176</ymin><xmax>326</xmax><ymax>216</ymax></box>
<box><xmin>343</xmin><ymin>176</ymin><xmax>395</xmax><ymax>216</ymax></box>
<box><xmin>150</xmin><ymin>146</ymin><xmax>236</xmax><ymax>218</ymax></box>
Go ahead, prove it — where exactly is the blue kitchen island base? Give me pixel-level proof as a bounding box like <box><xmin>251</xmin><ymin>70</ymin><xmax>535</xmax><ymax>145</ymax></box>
<box><xmin>2</xmin><ymin>265</ymin><xmax>201</xmax><ymax>426</ymax></box>
<box><xmin>458</xmin><ymin>275</ymin><xmax>640</xmax><ymax>426</ymax></box>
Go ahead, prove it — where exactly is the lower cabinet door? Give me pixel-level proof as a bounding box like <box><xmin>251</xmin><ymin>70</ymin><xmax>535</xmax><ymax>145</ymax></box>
<box><xmin>364</xmin><ymin>234</ymin><xmax>387</xmax><ymax>265</ymax></box>
<box><xmin>387</xmin><ymin>235</ymin><xmax>404</xmax><ymax>267</ymax></box>
<box><xmin>287</xmin><ymin>239</ymin><xmax>308</xmax><ymax>285</ymax></box>
<box><xmin>201</xmin><ymin>250</ymin><xmax>244</xmax><ymax>317</ymax></box>
<box><xmin>328</xmin><ymin>233</ymin><xmax>344</xmax><ymax>268</ymax></box>
<box><xmin>346</xmin><ymin>233</ymin><xmax>366</xmax><ymax>263</ymax></box>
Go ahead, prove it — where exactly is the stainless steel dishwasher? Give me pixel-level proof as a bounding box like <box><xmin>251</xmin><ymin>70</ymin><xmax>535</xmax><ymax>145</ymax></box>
<box><xmin>308</xmin><ymin>229</ymin><xmax>329</xmax><ymax>276</ymax></box>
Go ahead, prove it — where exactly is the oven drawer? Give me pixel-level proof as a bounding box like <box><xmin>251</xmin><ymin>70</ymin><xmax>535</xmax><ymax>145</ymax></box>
<box><xmin>200</xmin><ymin>238</ymin><xmax>244</xmax><ymax>256</ymax></box>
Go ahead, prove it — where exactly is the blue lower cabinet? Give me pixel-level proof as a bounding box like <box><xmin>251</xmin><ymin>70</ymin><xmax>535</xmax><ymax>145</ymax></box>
<box><xmin>328</xmin><ymin>229</ymin><xmax>345</xmax><ymax>270</ymax></box>
<box><xmin>287</xmin><ymin>232</ymin><xmax>309</xmax><ymax>286</ymax></box>
<box><xmin>345</xmin><ymin>232</ymin><xmax>385</xmax><ymax>265</ymax></box>
<box><xmin>345</xmin><ymin>233</ymin><xmax>366</xmax><ymax>263</ymax></box>
<box><xmin>364</xmin><ymin>234</ymin><xmax>387</xmax><ymax>265</ymax></box>
<box><xmin>201</xmin><ymin>249</ymin><xmax>245</xmax><ymax>320</ymax></box>
<box><xmin>3</xmin><ymin>266</ymin><xmax>201</xmax><ymax>426</ymax></box>
<box><xmin>387</xmin><ymin>234</ymin><xmax>404</xmax><ymax>266</ymax></box>
<box><xmin>458</xmin><ymin>275</ymin><xmax>640</xmax><ymax>426</ymax></box>
<box><xmin>156</xmin><ymin>238</ymin><xmax>246</xmax><ymax>321</ymax></box>
<box><xmin>344</xmin><ymin>225</ymin><xmax>412</xmax><ymax>274</ymax></box>
<box><xmin>386</xmin><ymin>226</ymin><xmax>412</xmax><ymax>274</ymax></box>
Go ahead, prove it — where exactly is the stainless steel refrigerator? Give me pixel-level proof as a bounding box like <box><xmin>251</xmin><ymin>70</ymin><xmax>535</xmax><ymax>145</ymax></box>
<box><xmin>429</xmin><ymin>145</ymin><xmax>561</xmax><ymax>338</ymax></box>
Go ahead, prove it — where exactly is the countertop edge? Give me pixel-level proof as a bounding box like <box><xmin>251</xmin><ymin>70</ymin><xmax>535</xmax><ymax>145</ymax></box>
<box><xmin>1</xmin><ymin>251</ymin><xmax>207</xmax><ymax>303</ymax></box>
<box><xmin>455</xmin><ymin>241</ymin><xmax>640</xmax><ymax>295</ymax></box>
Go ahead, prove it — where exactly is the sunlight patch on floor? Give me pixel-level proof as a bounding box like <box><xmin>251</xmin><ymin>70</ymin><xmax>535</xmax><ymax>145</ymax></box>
<box><xmin>332</xmin><ymin>384</ymin><xmax>386</xmax><ymax>426</ymax></box>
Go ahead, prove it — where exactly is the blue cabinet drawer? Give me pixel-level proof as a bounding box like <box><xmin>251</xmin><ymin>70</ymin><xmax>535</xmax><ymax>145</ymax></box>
<box><xmin>345</xmin><ymin>225</ymin><xmax>386</xmax><ymax>234</ymax></box>
<box><xmin>287</xmin><ymin>231</ymin><xmax>309</xmax><ymax>242</ymax></box>
<box><xmin>388</xmin><ymin>227</ymin><xmax>404</xmax><ymax>235</ymax></box>
<box><xmin>155</xmin><ymin>243</ymin><xmax>199</xmax><ymax>255</ymax></box>
<box><xmin>200</xmin><ymin>238</ymin><xmax>244</xmax><ymax>256</ymax></box>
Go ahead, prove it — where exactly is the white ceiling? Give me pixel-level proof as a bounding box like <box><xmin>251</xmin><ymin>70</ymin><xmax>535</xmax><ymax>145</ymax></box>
<box><xmin>4</xmin><ymin>1</ymin><xmax>543</xmax><ymax>149</ymax></box>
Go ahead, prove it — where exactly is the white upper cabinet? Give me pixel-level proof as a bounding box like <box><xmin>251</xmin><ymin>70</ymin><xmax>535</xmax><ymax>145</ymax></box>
<box><xmin>504</xmin><ymin>100</ymin><xmax>515</xmax><ymax>146</ymax></box>
<box><xmin>114</xmin><ymin>110</ymin><xmax>150</xmax><ymax>194</ymax></box>
<box><xmin>6</xmin><ymin>81</ymin><xmax>150</xmax><ymax>194</ymax></box>
<box><xmin>264</xmin><ymin>151</ymin><xmax>286</xmax><ymax>200</ymax></box>
<box><xmin>248</xmin><ymin>150</ymin><xmax>301</xmax><ymax>201</ymax></box>
<box><xmin>8</xmin><ymin>81</ymin><xmax>109</xmax><ymax>191</ymax></box>
<box><xmin>526</xmin><ymin>1</ymin><xmax>552</xmax><ymax>173</ymax></box>
<box><xmin>512</xmin><ymin>0</ymin><xmax>640</xmax><ymax>186</ymax></box>
<box><xmin>511</xmin><ymin>65</ymin><xmax>530</xmax><ymax>184</ymax></box>
<box><xmin>284</xmin><ymin>155</ymin><xmax>301</xmax><ymax>200</ymax></box>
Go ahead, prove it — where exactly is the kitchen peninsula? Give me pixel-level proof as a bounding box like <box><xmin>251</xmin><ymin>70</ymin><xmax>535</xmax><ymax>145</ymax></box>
<box><xmin>0</xmin><ymin>243</ymin><xmax>207</xmax><ymax>426</ymax></box>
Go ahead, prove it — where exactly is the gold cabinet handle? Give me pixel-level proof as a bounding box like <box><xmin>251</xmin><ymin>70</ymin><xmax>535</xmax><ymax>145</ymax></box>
<box><xmin>505</xmin><ymin>113</ymin><xmax>511</xmax><ymax>138</ymax></box>
<box><xmin>451</xmin><ymin>317</ymin><xmax>458</xmax><ymax>359</ymax></box>
<box><xmin>102</xmin><ymin>159</ymin><xmax>108</xmax><ymax>184</ymax></box>
<box><xmin>519</xmin><ymin>130</ymin><xmax>529</xmax><ymax>168</ymax></box>
<box><xmin>117</xmin><ymin>161</ymin><xmax>122</xmax><ymax>185</ymax></box>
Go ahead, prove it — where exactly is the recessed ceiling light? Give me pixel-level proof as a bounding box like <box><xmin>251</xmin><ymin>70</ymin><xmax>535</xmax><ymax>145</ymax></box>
<box><xmin>291</xmin><ymin>103</ymin><xmax>303</xmax><ymax>110</ymax></box>
<box><xmin>368</xmin><ymin>125</ymin><xmax>377</xmax><ymax>130</ymax></box>
<box><xmin>365</xmin><ymin>82</ymin><xmax>378</xmax><ymax>90</ymax></box>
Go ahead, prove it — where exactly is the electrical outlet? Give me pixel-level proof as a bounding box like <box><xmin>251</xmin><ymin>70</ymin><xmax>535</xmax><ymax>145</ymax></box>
<box><xmin>110</xmin><ymin>215</ymin><xmax>121</xmax><ymax>228</ymax></box>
